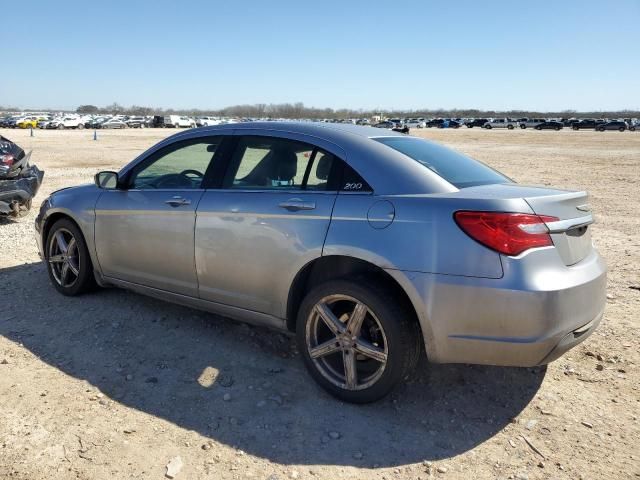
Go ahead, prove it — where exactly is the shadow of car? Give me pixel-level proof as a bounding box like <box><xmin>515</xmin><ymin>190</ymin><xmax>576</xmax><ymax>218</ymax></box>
<box><xmin>0</xmin><ymin>261</ymin><xmax>545</xmax><ymax>468</ymax></box>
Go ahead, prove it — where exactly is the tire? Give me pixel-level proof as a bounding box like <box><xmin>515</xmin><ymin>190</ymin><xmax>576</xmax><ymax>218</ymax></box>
<box><xmin>58</xmin><ymin>124</ymin><xmax>64</xmax><ymax>130</ymax></box>
<box><xmin>598</xmin><ymin>127</ymin><xmax>605</xmax><ymax>132</ymax></box>
<box><xmin>555</xmin><ymin>126</ymin><xmax>561</xmax><ymax>131</ymax></box>
<box><xmin>296</xmin><ymin>277</ymin><xmax>421</xmax><ymax>403</ymax></box>
<box><xmin>630</xmin><ymin>126</ymin><xmax>636</xmax><ymax>132</ymax></box>
<box><xmin>45</xmin><ymin>218</ymin><xmax>96</xmax><ymax>296</ymax></box>
<box><xmin>619</xmin><ymin>127</ymin><xmax>625</xmax><ymax>132</ymax></box>
<box><xmin>535</xmin><ymin>126</ymin><xmax>542</xmax><ymax>130</ymax></box>
<box><xmin>507</xmin><ymin>124</ymin><xmax>514</xmax><ymax>130</ymax></box>
<box><xmin>520</xmin><ymin>125</ymin><xmax>526</xmax><ymax>129</ymax></box>
<box><xmin>77</xmin><ymin>123</ymin><xmax>84</xmax><ymax>130</ymax></box>
<box><xmin>485</xmin><ymin>125</ymin><xmax>492</xmax><ymax>129</ymax></box>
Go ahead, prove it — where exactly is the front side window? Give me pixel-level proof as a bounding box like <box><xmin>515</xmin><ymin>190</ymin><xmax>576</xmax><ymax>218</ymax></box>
<box><xmin>130</xmin><ymin>137</ymin><xmax>221</xmax><ymax>189</ymax></box>
<box><xmin>226</xmin><ymin>136</ymin><xmax>335</xmax><ymax>191</ymax></box>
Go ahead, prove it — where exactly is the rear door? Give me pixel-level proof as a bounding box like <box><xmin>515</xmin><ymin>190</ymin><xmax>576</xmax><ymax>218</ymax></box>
<box><xmin>195</xmin><ymin>134</ymin><xmax>340</xmax><ymax>318</ymax></box>
<box><xmin>95</xmin><ymin>136</ymin><xmax>224</xmax><ymax>296</ymax></box>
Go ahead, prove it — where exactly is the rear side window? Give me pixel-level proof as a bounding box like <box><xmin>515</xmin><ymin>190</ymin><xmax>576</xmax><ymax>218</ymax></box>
<box><xmin>374</xmin><ymin>137</ymin><xmax>510</xmax><ymax>189</ymax></box>
<box><xmin>224</xmin><ymin>136</ymin><xmax>338</xmax><ymax>191</ymax></box>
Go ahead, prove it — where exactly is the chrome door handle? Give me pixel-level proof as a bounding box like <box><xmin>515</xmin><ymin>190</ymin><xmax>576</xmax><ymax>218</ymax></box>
<box><xmin>278</xmin><ymin>199</ymin><xmax>316</xmax><ymax>211</ymax></box>
<box><xmin>164</xmin><ymin>196</ymin><xmax>191</xmax><ymax>207</ymax></box>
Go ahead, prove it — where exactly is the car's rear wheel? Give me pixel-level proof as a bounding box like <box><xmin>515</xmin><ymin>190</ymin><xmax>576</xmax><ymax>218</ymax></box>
<box><xmin>598</xmin><ymin>127</ymin><xmax>605</xmax><ymax>132</ymax></box>
<box><xmin>521</xmin><ymin>125</ymin><xmax>526</xmax><ymax>129</ymax></box>
<box><xmin>619</xmin><ymin>127</ymin><xmax>625</xmax><ymax>132</ymax></box>
<box><xmin>555</xmin><ymin>126</ymin><xmax>561</xmax><ymax>131</ymax></box>
<box><xmin>45</xmin><ymin>218</ymin><xmax>95</xmax><ymax>296</ymax></box>
<box><xmin>485</xmin><ymin>125</ymin><xmax>492</xmax><ymax>129</ymax></box>
<box><xmin>296</xmin><ymin>278</ymin><xmax>421</xmax><ymax>403</ymax></box>
<box><xmin>535</xmin><ymin>126</ymin><xmax>542</xmax><ymax>130</ymax></box>
<box><xmin>507</xmin><ymin>124</ymin><xmax>514</xmax><ymax>130</ymax></box>
<box><xmin>78</xmin><ymin>123</ymin><xmax>84</xmax><ymax>130</ymax></box>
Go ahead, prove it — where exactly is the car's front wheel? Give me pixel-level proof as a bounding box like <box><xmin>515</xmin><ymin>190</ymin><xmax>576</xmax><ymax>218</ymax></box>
<box><xmin>296</xmin><ymin>278</ymin><xmax>421</xmax><ymax>403</ymax></box>
<box><xmin>45</xmin><ymin>218</ymin><xmax>95</xmax><ymax>296</ymax></box>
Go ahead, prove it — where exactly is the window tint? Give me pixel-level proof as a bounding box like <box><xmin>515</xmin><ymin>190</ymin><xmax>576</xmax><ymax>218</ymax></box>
<box><xmin>306</xmin><ymin>151</ymin><xmax>334</xmax><ymax>190</ymax></box>
<box><xmin>226</xmin><ymin>136</ymin><xmax>334</xmax><ymax>191</ymax></box>
<box><xmin>374</xmin><ymin>137</ymin><xmax>510</xmax><ymax>189</ymax></box>
<box><xmin>130</xmin><ymin>138</ymin><xmax>220</xmax><ymax>189</ymax></box>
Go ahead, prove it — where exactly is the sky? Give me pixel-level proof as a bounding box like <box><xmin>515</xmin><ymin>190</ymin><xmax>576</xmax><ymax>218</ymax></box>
<box><xmin>2</xmin><ymin>0</ymin><xmax>639</xmax><ymax>112</ymax></box>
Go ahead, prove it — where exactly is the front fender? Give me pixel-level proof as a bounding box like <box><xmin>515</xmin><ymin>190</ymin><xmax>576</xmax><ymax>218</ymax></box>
<box><xmin>37</xmin><ymin>184</ymin><xmax>102</xmax><ymax>274</ymax></box>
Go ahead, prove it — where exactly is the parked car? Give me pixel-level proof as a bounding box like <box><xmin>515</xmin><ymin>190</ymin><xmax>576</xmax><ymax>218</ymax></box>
<box><xmin>438</xmin><ymin>119</ymin><xmax>461</xmax><ymax>129</ymax></box>
<box><xmin>596</xmin><ymin>121</ymin><xmax>628</xmax><ymax>132</ymax></box>
<box><xmin>35</xmin><ymin>122</ymin><xmax>605</xmax><ymax>403</ymax></box>
<box><xmin>465</xmin><ymin>118</ymin><xmax>489</xmax><ymax>128</ymax></box>
<box><xmin>373</xmin><ymin>121</ymin><xmax>409</xmax><ymax>134</ymax></box>
<box><xmin>57</xmin><ymin>117</ymin><xmax>85</xmax><ymax>129</ymax></box>
<box><xmin>518</xmin><ymin>118</ymin><xmax>546</xmax><ymax>129</ymax></box>
<box><xmin>164</xmin><ymin>115</ymin><xmax>196</xmax><ymax>128</ymax></box>
<box><xmin>571</xmin><ymin>119</ymin><xmax>603</xmax><ymax>130</ymax></box>
<box><xmin>405</xmin><ymin>119</ymin><xmax>426</xmax><ymax>129</ymax></box>
<box><xmin>151</xmin><ymin>115</ymin><xmax>165</xmax><ymax>128</ymax></box>
<box><xmin>483</xmin><ymin>118</ymin><xmax>516</xmax><ymax>129</ymax></box>
<box><xmin>425</xmin><ymin>118</ymin><xmax>444</xmax><ymax>128</ymax></box>
<box><xmin>126</xmin><ymin>117</ymin><xmax>146</xmax><ymax>128</ymax></box>
<box><xmin>101</xmin><ymin>119</ymin><xmax>127</xmax><ymax>129</ymax></box>
<box><xmin>534</xmin><ymin>121</ymin><xmax>564</xmax><ymax>131</ymax></box>
<box><xmin>0</xmin><ymin>135</ymin><xmax>43</xmax><ymax>217</ymax></box>
<box><xmin>17</xmin><ymin>116</ymin><xmax>40</xmax><ymax>129</ymax></box>
<box><xmin>196</xmin><ymin>116</ymin><xmax>221</xmax><ymax>127</ymax></box>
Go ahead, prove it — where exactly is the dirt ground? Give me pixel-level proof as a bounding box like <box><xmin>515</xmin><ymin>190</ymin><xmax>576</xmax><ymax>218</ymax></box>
<box><xmin>0</xmin><ymin>127</ymin><xmax>638</xmax><ymax>480</ymax></box>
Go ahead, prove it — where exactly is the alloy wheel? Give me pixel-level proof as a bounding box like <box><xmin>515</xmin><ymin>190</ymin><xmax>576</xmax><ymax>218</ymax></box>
<box><xmin>48</xmin><ymin>228</ymin><xmax>80</xmax><ymax>288</ymax></box>
<box><xmin>305</xmin><ymin>294</ymin><xmax>388</xmax><ymax>391</ymax></box>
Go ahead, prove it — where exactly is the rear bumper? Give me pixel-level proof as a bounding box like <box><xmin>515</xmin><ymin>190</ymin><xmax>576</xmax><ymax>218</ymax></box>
<box><xmin>388</xmin><ymin>246</ymin><xmax>607</xmax><ymax>367</ymax></box>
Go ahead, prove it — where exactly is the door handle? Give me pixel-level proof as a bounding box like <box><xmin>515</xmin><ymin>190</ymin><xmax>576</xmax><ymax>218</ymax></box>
<box><xmin>164</xmin><ymin>196</ymin><xmax>191</xmax><ymax>207</ymax></box>
<box><xmin>278</xmin><ymin>198</ymin><xmax>316</xmax><ymax>211</ymax></box>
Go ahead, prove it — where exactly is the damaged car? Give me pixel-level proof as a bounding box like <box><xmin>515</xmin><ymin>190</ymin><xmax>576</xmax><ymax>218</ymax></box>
<box><xmin>0</xmin><ymin>136</ymin><xmax>44</xmax><ymax>217</ymax></box>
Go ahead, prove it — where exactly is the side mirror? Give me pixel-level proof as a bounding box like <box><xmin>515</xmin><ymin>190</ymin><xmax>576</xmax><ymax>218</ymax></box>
<box><xmin>95</xmin><ymin>171</ymin><xmax>119</xmax><ymax>189</ymax></box>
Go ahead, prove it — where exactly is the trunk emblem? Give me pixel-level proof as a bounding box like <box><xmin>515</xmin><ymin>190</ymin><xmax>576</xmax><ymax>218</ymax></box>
<box><xmin>576</xmin><ymin>204</ymin><xmax>591</xmax><ymax>212</ymax></box>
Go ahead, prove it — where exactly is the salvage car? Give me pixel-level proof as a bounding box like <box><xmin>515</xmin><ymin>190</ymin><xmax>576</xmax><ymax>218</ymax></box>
<box><xmin>35</xmin><ymin>123</ymin><xmax>606</xmax><ymax>403</ymax></box>
<box><xmin>0</xmin><ymin>136</ymin><xmax>44</xmax><ymax>216</ymax></box>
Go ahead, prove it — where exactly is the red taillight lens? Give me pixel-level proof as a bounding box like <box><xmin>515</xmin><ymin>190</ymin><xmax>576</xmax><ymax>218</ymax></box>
<box><xmin>454</xmin><ymin>211</ymin><xmax>559</xmax><ymax>256</ymax></box>
<box><xmin>0</xmin><ymin>154</ymin><xmax>14</xmax><ymax>166</ymax></box>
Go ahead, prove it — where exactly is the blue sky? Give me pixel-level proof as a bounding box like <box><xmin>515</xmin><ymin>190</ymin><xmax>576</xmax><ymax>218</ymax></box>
<box><xmin>3</xmin><ymin>0</ymin><xmax>639</xmax><ymax>111</ymax></box>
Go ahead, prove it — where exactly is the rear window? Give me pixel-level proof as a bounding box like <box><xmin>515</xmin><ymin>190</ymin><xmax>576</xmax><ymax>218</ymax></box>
<box><xmin>374</xmin><ymin>137</ymin><xmax>510</xmax><ymax>189</ymax></box>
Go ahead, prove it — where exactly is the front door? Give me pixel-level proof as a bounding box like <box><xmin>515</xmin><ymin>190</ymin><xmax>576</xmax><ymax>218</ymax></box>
<box><xmin>195</xmin><ymin>135</ymin><xmax>339</xmax><ymax>318</ymax></box>
<box><xmin>95</xmin><ymin>136</ymin><xmax>223</xmax><ymax>297</ymax></box>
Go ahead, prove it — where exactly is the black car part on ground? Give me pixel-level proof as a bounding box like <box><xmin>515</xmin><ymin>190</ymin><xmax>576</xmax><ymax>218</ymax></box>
<box><xmin>0</xmin><ymin>136</ymin><xmax>44</xmax><ymax>217</ymax></box>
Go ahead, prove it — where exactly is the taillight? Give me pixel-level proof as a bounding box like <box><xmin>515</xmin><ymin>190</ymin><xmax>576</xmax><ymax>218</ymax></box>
<box><xmin>0</xmin><ymin>154</ymin><xmax>14</xmax><ymax>166</ymax></box>
<box><xmin>454</xmin><ymin>211</ymin><xmax>559</xmax><ymax>256</ymax></box>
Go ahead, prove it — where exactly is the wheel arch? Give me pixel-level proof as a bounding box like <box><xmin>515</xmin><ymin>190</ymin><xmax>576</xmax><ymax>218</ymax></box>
<box><xmin>286</xmin><ymin>255</ymin><xmax>428</xmax><ymax>354</ymax></box>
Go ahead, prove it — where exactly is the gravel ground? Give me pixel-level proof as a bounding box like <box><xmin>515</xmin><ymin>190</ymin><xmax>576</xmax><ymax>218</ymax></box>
<box><xmin>0</xmin><ymin>127</ymin><xmax>638</xmax><ymax>480</ymax></box>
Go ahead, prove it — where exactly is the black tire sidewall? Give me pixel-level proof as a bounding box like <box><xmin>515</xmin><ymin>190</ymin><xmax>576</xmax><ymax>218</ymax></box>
<box><xmin>45</xmin><ymin>218</ymin><xmax>95</xmax><ymax>296</ymax></box>
<box><xmin>296</xmin><ymin>278</ymin><xmax>420</xmax><ymax>403</ymax></box>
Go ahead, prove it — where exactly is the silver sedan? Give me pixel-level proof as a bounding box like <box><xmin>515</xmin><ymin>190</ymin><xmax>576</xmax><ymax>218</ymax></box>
<box><xmin>35</xmin><ymin>122</ymin><xmax>606</xmax><ymax>403</ymax></box>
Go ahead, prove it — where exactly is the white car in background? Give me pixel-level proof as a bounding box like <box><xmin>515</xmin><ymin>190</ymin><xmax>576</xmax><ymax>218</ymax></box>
<box><xmin>164</xmin><ymin>115</ymin><xmax>196</xmax><ymax>128</ymax></box>
<box><xmin>196</xmin><ymin>116</ymin><xmax>221</xmax><ymax>127</ymax></box>
<box><xmin>58</xmin><ymin>117</ymin><xmax>86</xmax><ymax>129</ymax></box>
<box><xmin>483</xmin><ymin>118</ymin><xmax>516</xmax><ymax>130</ymax></box>
<box><xmin>405</xmin><ymin>118</ymin><xmax>426</xmax><ymax>128</ymax></box>
<box><xmin>518</xmin><ymin>118</ymin><xmax>546</xmax><ymax>129</ymax></box>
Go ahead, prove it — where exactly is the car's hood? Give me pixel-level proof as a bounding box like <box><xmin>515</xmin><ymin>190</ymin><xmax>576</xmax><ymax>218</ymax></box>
<box><xmin>50</xmin><ymin>183</ymin><xmax>96</xmax><ymax>198</ymax></box>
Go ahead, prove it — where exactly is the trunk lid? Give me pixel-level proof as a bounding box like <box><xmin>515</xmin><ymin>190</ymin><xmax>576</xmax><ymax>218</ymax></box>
<box><xmin>451</xmin><ymin>184</ymin><xmax>594</xmax><ymax>265</ymax></box>
<box><xmin>523</xmin><ymin>188</ymin><xmax>593</xmax><ymax>266</ymax></box>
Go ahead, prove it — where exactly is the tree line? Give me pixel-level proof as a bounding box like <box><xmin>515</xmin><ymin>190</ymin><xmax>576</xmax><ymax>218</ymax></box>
<box><xmin>3</xmin><ymin>103</ymin><xmax>638</xmax><ymax>119</ymax></box>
